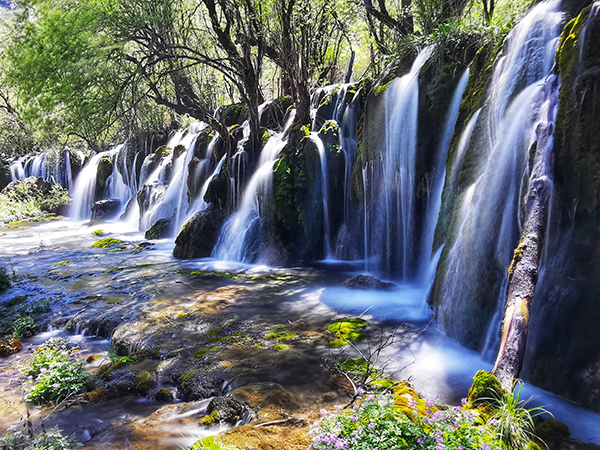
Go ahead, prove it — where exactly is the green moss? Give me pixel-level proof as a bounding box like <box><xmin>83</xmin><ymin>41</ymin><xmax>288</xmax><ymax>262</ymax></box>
<box><xmin>135</xmin><ymin>371</ymin><xmax>156</xmax><ymax>395</ymax></box>
<box><xmin>534</xmin><ymin>418</ymin><xmax>570</xmax><ymax>449</ymax></box>
<box><xmin>173</xmin><ymin>144</ymin><xmax>186</xmax><ymax>158</ymax></box>
<box><xmin>108</xmin><ymin>244</ymin><xmax>127</xmax><ymax>252</ymax></box>
<box><xmin>200</xmin><ymin>409</ymin><xmax>219</xmax><ymax>425</ymax></box>
<box><xmin>177</xmin><ymin>269</ymin><xmax>243</xmax><ymax>278</ymax></box>
<box><xmin>96</xmin><ymin>158</ymin><xmax>113</xmax><ymax>190</ymax></box>
<box><xmin>265</xmin><ymin>325</ymin><xmax>296</xmax><ymax>341</ymax></box>
<box><xmin>273</xmin><ymin>343</ymin><xmax>289</xmax><ymax>351</ymax></box>
<box><xmin>467</xmin><ymin>370</ymin><xmax>504</xmax><ymax>406</ymax></box>
<box><xmin>92</xmin><ymin>238</ymin><xmax>124</xmax><ymax>248</ymax></box>
<box><xmin>91</xmin><ymin>229</ymin><xmax>104</xmax><ymax>236</ymax></box>
<box><xmin>7</xmin><ymin>295</ymin><xmax>28</xmax><ymax>308</ymax></box>
<box><xmin>207</xmin><ymin>327</ymin><xmax>222</xmax><ymax>337</ymax></box>
<box><xmin>58</xmin><ymin>260</ymin><xmax>69</xmax><ymax>266</ymax></box>
<box><xmin>327</xmin><ymin>318</ymin><xmax>368</xmax><ymax>347</ymax></box>
<box><xmin>375</xmin><ymin>80</ymin><xmax>393</xmax><ymax>96</ymax></box>
<box><xmin>179</xmin><ymin>369</ymin><xmax>198</xmax><ymax>388</ymax></box>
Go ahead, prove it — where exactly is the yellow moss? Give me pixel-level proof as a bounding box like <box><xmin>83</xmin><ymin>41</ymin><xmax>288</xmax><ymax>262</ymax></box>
<box><xmin>507</xmin><ymin>241</ymin><xmax>526</xmax><ymax>279</ymax></box>
<box><xmin>87</xmin><ymin>388</ymin><xmax>110</xmax><ymax>403</ymax></box>
<box><xmin>392</xmin><ymin>382</ymin><xmax>433</xmax><ymax>421</ymax></box>
<box><xmin>200</xmin><ymin>409</ymin><xmax>219</xmax><ymax>425</ymax></box>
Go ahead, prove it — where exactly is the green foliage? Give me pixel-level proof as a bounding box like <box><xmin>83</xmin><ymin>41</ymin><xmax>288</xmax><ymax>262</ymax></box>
<box><xmin>0</xmin><ymin>429</ymin><xmax>83</xmax><ymax>450</ymax></box>
<box><xmin>12</xmin><ymin>315</ymin><xmax>37</xmax><ymax>339</ymax></box>
<box><xmin>487</xmin><ymin>382</ymin><xmax>548</xmax><ymax>450</ymax></box>
<box><xmin>309</xmin><ymin>393</ymin><xmax>501</xmax><ymax>450</ymax></box>
<box><xmin>23</xmin><ymin>337</ymin><xmax>90</xmax><ymax>404</ymax></box>
<box><xmin>0</xmin><ymin>180</ymin><xmax>70</xmax><ymax>224</ymax></box>
<box><xmin>92</xmin><ymin>238</ymin><xmax>124</xmax><ymax>248</ymax></box>
<box><xmin>191</xmin><ymin>436</ymin><xmax>234</xmax><ymax>450</ymax></box>
<box><xmin>0</xmin><ymin>266</ymin><xmax>10</xmax><ymax>293</ymax></box>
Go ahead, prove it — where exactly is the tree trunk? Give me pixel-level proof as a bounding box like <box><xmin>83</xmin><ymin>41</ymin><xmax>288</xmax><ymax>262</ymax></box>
<box><xmin>491</xmin><ymin>89</ymin><xmax>556</xmax><ymax>390</ymax></box>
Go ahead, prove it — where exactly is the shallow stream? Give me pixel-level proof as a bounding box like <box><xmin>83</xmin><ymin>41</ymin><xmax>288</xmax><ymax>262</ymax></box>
<box><xmin>1</xmin><ymin>219</ymin><xmax>599</xmax><ymax>446</ymax></box>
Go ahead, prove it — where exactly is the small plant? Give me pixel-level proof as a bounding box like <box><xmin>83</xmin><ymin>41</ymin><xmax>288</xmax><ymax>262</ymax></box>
<box><xmin>0</xmin><ymin>428</ymin><xmax>83</xmax><ymax>450</ymax></box>
<box><xmin>190</xmin><ymin>435</ymin><xmax>234</xmax><ymax>450</ymax></box>
<box><xmin>12</xmin><ymin>315</ymin><xmax>37</xmax><ymax>340</ymax></box>
<box><xmin>487</xmin><ymin>381</ymin><xmax>549</xmax><ymax>450</ymax></box>
<box><xmin>23</xmin><ymin>337</ymin><xmax>90</xmax><ymax>404</ymax></box>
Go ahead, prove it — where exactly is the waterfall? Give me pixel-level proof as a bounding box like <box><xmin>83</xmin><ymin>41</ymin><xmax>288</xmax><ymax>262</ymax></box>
<box><xmin>212</xmin><ymin>111</ymin><xmax>295</xmax><ymax>262</ymax></box>
<box><xmin>311</xmin><ymin>134</ymin><xmax>332</xmax><ymax>257</ymax></box>
<box><xmin>363</xmin><ymin>47</ymin><xmax>432</xmax><ymax>279</ymax></box>
<box><xmin>69</xmin><ymin>146</ymin><xmax>124</xmax><ymax>220</ymax></box>
<box><xmin>435</xmin><ymin>0</ymin><xmax>564</xmax><ymax>350</ymax></box>
<box><xmin>420</xmin><ymin>67</ymin><xmax>470</xmax><ymax>280</ymax></box>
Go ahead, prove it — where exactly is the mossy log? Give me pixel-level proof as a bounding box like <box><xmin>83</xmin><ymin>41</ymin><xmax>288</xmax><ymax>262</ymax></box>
<box><xmin>492</xmin><ymin>88</ymin><xmax>555</xmax><ymax>390</ymax></box>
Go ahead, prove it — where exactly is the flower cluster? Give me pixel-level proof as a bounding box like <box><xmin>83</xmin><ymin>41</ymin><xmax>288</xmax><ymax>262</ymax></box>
<box><xmin>309</xmin><ymin>393</ymin><xmax>505</xmax><ymax>450</ymax></box>
<box><xmin>23</xmin><ymin>337</ymin><xmax>90</xmax><ymax>404</ymax></box>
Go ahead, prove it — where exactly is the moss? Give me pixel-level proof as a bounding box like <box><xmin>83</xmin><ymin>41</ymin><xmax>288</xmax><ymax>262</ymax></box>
<box><xmin>57</xmin><ymin>260</ymin><xmax>69</xmax><ymax>266</ymax></box>
<box><xmin>327</xmin><ymin>318</ymin><xmax>368</xmax><ymax>347</ymax></box>
<box><xmin>154</xmin><ymin>388</ymin><xmax>174</xmax><ymax>401</ymax></box>
<box><xmin>273</xmin><ymin>343</ymin><xmax>289</xmax><ymax>351</ymax></box>
<box><xmin>177</xmin><ymin>269</ymin><xmax>243</xmax><ymax>278</ymax></box>
<box><xmin>92</xmin><ymin>238</ymin><xmax>124</xmax><ymax>248</ymax></box>
<box><xmin>145</xmin><ymin>217</ymin><xmax>172</xmax><ymax>240</ymax></box>
<box><xmin>91</xmin><ymin>229</ymin><xmax>104</xmax><ymax>236</ymax></box>
<box><xmin>7</xmin><ymin>295</ymin><xmax>28</xmax><ymax>308</ymax></box>
<box><xmin>108</xmin><ymin>244</ymin><xmax>127</xmax><ymax>252</ymax></box>
<box><xmin>207</xmin><ymin>327</ymin><xmax>222</xmax><ymax>337</ymax></box>
<box><xmin>265</xmin><ymin>325</ymin><xmax>296</xmax><ymax>341</ymax></box>
<box><xmin>193</xmin><ymin>346</ymin><xmax>222</xmax><ymax>358</ymax></box>
<box><xmin>179</xmin><ymin>369</ymin><xmax>198</xmax><ymax>389</ymax></box>
<box><xmin>135</xmin><ymin>371</ymin><xmax>156</xmax><ymax>395</ymax></box>
<box><xmin>87</xmin><ymin>388</ymin><xmax>110</xmax><ymax>403</ymax></box>
<box><xmin>467</xmin><ymin>370</ymin><xmax>503</xmax><ymax>406</ymax></box>
<box><xmin>393</xmin><ymin>381</ymin><xmax>433</xmax><ymax>421</ymax></box>
<box><xmin>534</xmin><ymin>418</ymin><xmax>570</xmax><ymax>448</ymax></box>
<box><xmin>173</xmin><ymin>144</ymin><xmax>187</xmax><ymax>158</ymax></box>
<box><xmin>200</xmin><ymin>409</ymin><xmax>219</xmax><ymax>425</ymax></box>
<box><xmin>154</xmin><ymin>145</ymin><xmax>171</xmax><ymax>157</ymax></box>
<box><xmin>375</xmin><ymin>80</ymin><xmax>393</xmax><ymax>96</ymax></box>
<box><xmin>96</xmin><ymin>157</ymin><xmax>113</xmax><ymax>191</ymax></box>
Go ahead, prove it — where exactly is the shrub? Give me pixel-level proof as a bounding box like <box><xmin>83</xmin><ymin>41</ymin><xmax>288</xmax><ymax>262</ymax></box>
<box><xmin>23</xmin><ymin>337</ymin><xmax>90</xmax><ymax>404</ymax></box>
<box><xmin>309</xmin><ymin>392</ymin><xmax>502</xmax><ymax>450</ymax></box>
<box><xmin>0</xmin><ymin>428</ymin><xmax>82</xmax><ymax>450</ymax></box>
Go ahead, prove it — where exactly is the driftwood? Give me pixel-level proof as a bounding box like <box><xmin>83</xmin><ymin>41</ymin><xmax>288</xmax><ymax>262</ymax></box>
<box><xmin>492</xmin><ymin>80</ymin><xmax>557</xmax><ymax>390</ymax></box>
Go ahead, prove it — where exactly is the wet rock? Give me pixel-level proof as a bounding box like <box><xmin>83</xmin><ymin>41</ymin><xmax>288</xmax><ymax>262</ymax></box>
<box><xmin>0</xmin><ymin>163</ymin><xmax>10</xmax><ymax>192</ymax></box>
<box><xmin>0</xmin><ymin>339</ymin><xmax>23</xmax><ymax>357</ymax></box>
<box><xmin>145</xmin><ymin>217</ymin><xmax>173</xmax><ymax>240</ymax></box>
<box><xmin>203</xmin><ymin>174</ymin><xmax>230</xmax><ymax>211</ymax></box>
<box><xmin>96</xmin><ymin>157</ymin><xmax>113</xmax><ymax>196</ymax></box>
<box><xmin>342</xmin><ymin>274</ymin><xmax>395</xmax><ymax>291</ymax></box>
<box><xmin>178</xmin><ymin>369</ymin><xmax>226</xmax><ymax>401</ymax></box>
<box><xmin>154</xmin><ymin>388</ymin><xmax>174</xmax><ymax>401</ymax></box>
<box><xmin>135</xmin><ymin>371</ymin><xmax>157</xmax><ymax>396</ymax></box>
<box><xmin>232</xmin><ymin>382</ymin><xmax>300</xmax><ymax>411</ymax></box>
<box><xmin>91</xmin><ymin>199</ymin><xmax>121</xmax><ymax>222</ymax></box>
<box><xmin>260</xmin><ymin>96</ymin><xmax>293</xmax><ymax>131</ymax></box>
<box><xmin>173</xmin><ymin>209</ymin><xmax>228</xmax><ymax>259</ymax></box>
<box><xmin>201</xmin><ymin>395</ymin><xmax>251</xmax><ymax>425</ymax></box>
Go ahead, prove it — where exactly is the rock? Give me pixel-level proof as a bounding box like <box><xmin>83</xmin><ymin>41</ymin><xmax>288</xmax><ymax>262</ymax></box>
<box><xmin>203</xmin><ymin>174</ymin><xmax>230</xmax><ymax>211</ymax></box>
<box><xmin>173</xmin><ymin>209</ymin><xmax>228</xmax><ymax>259</ymax></box>
<box><xmin>231</xmin><ymin>382</ymin><xmax>300</xmax><ymax>411</ymax></box>
<box><xmin>154</xmin><ymin>388</ymin><xmax>174</xmax><ymax>401</ymax></box>
<box><xmin>91</xmin><ymin>199</ymin><xmax>121</xmax><ymax>222</ymax></box>
<box><xmin>260</xmin><ymin>96</ymin><xmax>293</xmax><ymax>131</ymax></box>
<box><xmin>219</xmin><ymin>103</ymin><xmax>249</xmax><ymax>127</ymax></box>
<box><xmin>0</xmin><ymin>163</ymin><xmax>10</xmax><ymax>192</ymax></box>
<box><xmin>96</xmin><ymin>157</ymin><xmax>113</xmax><ymax>195</ymax></box>
<box><xmin>135</xmin><ymin>371</ymin><xmax>157</xmax><ymax>396</ymax></box>
<box><xmin>145</xmin><ymin>217</ymin><xmax>173</xmax><ymax>240</ymax></box>
<box><xmin>1</xmin><ymin>176</ymin><xmax>52</xmax><ymax>200</ymax></box>
<box><xmin>342</xmin><ymin>274</ymin><xmax>395</xmax><ymax>291</ymax></box>
<box><xmin>201</xmin><ymin>395</ymin><xmax>251</xmax><ymax>425</ymax></box>
<box><xmin>178</xmin><ymin>369</ymin><xmax>226</xmax><ymax>401</ymax></box>
<box><xmin>0</xmin><ymin>339</ymin><xmax>23</xmax><ymax>357</ymax></box>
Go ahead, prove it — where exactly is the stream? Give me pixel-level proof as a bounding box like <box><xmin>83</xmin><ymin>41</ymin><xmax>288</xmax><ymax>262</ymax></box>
<box><xmin>1</xmin><ymin>219</ymin><xmax>599</xmax><ymax>447</ymax></box>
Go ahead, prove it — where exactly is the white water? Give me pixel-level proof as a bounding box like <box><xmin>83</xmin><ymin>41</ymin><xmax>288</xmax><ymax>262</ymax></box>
<box><xmin>436</xmin><ymin>0</ymin><xmax>564</xmax><ymax>349</ymax></box>
<box><xmin>363</xmin><ymin>47</ymin><xmax>432</xmax><ymax>278</ymax></box>
<box><xmin>311</xmin><ymin>133</ymin><xmax>332</xmax><ymax>256</ymax></box>
<box><xmin>212</xmin><ymin>112</ymin><xmax>296</xmax><ymax>262</ymax></box>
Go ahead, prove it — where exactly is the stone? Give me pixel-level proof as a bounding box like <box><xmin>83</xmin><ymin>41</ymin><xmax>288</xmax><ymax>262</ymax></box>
<box><xmin>173</xmin><ymin>209</ymin><xmax>228</xmax><ymax>259</ymax></box>
<box><xmin>342</xmin><ymin>274</ymin><xmax>395</xmax><ymax>291</ymax></box>
<box><xmin>91</xmin><ymin>199</ymin><xmax>121</xmax><ymax>222</ymax></box>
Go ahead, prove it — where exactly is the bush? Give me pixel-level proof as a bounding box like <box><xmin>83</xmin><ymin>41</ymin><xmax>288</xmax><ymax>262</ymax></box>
<box><xmin>0</xmin><ymin>428</ymin><xmax>82</xmax><ymax>450</ymax></box>
<box><xmin>309</xmin><ymin>392</ymin><xmax>502</xmax><ymax>450</ymax></box>
<box><xmin>23</xmin><ymin>337</ymin><xmax>90</xmax><ymax>404</ymax></box>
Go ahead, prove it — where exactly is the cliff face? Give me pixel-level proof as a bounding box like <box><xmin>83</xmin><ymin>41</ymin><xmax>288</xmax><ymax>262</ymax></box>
<box><xmin>523</xmin><ymin>4</ymin><xmax>600</xmax><ymax>412</ymax></box>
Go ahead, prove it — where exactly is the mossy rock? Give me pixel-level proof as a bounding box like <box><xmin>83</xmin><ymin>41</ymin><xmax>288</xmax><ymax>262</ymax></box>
<box><xmin>87</xmin><ymin>388</ymin><xmax>111</xmax><ymax>403</ymax></box>
<box><xmin>92</xmin><ymin>238</ymin><xmax>124</xmax><ymax>249</ymax></box>
<box><xmin>467</xmin><ymin>370</ymin><xmax>503</xmax><ymax>406</ymax></box>
<box><xmin>200</xmin><ymin>395</ymin><xmax>250</xmax><ymax>425</ymax></box>
<box><xmin>173</xmin><ymin>144</ymin><xmax>187</xmax><ymax>159</ymax></box>
<box><xmin>135</xmin><ymin>371</ymin><xmax>156</xmax><ymax>396</ymax></box>
<box><xmin>145</xmin><ymin>217</ymin><xmax>173</xmax><ymax>240</ymax></box>
<box><xmin>265</xmin><ymin>325</ymin><xmax>296</xmax><ymax>341</ymax></box>
<box><xmin>220</xmin><ymin>103</ymin><xmax>250</xmax><ymax>127</ymax></box>
<box><xmin>96</xmin><ymin>157</ymin><xmax>114</xmax><ymax>192</ymax></box>
<box><xmin>534</xmin><ymin>418</ymin><xmax>570</xmax><ymax>449</ymax></box>
<box><xmin>327</xmin><ymin>318</ymin><xmax>368</xmax><ymax>347</ymax></box>
<box><xmin>393</xmin><ymin>381</ymin><xmax>436</xmax><ymax>422</ymax></box>
<box><xmin>154</xmin><ymin>388</ymin><xmax>174</xmax><ymax>401</ymax></box>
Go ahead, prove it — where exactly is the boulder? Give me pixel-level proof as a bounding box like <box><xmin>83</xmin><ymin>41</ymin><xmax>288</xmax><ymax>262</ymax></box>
<box><xmin>260</xmin><ymin>96</ymin><xmax>293</xmax><ymax>131</ymax></box>
<box><xmin>145</xmin><ymin>217</ymin><xmax>174</xmax><ymax>240</ymax></box>
<box><xmin>342</xmin><ymin>274</ymin><xmax>395</xmax><ymax>291</ymax></box>
<box><xmin>201</xmin><ymin>395</ymin><xmax>251</xmax><ymax>425</ymax></box>
<box><xmin>173</xmin><ymin>209</ymin><xmax>228</xmax><ymax>259</ymax></box>
<box><xmin>91</xmin><ymin>199</ymin><xmax>121</xmax><ymax>222</ymax></box>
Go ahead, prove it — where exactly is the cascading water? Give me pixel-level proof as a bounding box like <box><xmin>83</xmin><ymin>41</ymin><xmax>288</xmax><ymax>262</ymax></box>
<box><xmin>311</xmin><ymin>134</ymin><xmax>332</xmax><ymax>256</ymax></box>
<box><xmin>212</xmin><ymin>111</ymin><xmax>296</xmax><ymax>262</ymax></box>
<box><xmin>434</xmin><ymin>0</ymin><xmax>564</xmax><ymax>352</ymax></box>
<box><xmin>420</xmin><ymin>67</ymin><xmax>470</xmax><ymax>280</ymax></box>
<box><xmin>362</xmin><ymin>47</ymin><xmax>432</xmax><ymax>279</ymax></box>
<box><xmin>69</xmin><ymin>146</ymin><xmax>123</xmax><ymax>220</ymax></box>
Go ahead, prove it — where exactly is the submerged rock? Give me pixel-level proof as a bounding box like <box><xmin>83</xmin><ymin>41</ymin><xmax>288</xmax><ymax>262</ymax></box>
<box><xmin>342</xmin><ymin>274</ymin><xmax>395</xmax><ymax>291</ymax></box>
